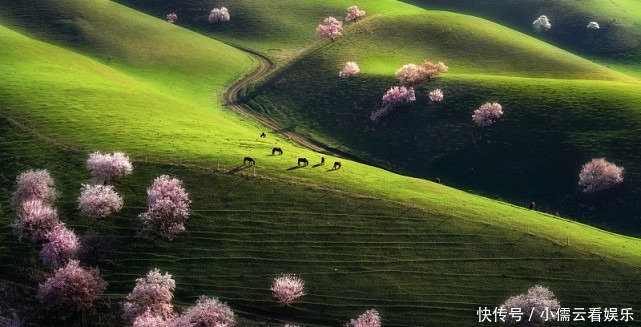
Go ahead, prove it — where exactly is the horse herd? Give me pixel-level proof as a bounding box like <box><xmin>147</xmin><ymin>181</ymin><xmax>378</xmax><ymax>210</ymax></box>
<box><xmin>243</xmin><ymin>133</ymin><xmax>342</xmax><ymax>170</ymax></box>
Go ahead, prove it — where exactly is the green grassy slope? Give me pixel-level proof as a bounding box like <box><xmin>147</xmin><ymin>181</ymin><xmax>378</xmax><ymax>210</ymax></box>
<box><xmin>3</xmin><ymin>110</ymin><xmax>641</xmax><ymax>327</ymax></box>
<box><xmin>402</xmin><ymin>0</ymin><xmax>641</xmax><ymax>78</ymax></box>
<box><xmin>112</xmin><ymin>0</ymin><xmax>428</xmax><ymax>64</ymax></box>
<box><xmin>248</xmin><ymin>12</ymin><xmax>641</xmax><ymax>234</ymax></box>
<box><xmin>1</xmin><ymin>0</ymin><xmax>641</xmax><ymax>326</ymax></box>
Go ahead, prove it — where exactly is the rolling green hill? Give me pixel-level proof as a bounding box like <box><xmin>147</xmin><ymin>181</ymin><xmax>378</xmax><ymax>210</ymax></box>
<box><xmin>1</xmin><ymin>0</ymin><xmax>641</xmax><ymax>326</ymax></box>
<box><xmin>402</xmin><ymin>0</ymin><xmax>641</xmax><ymax>78</ymax></box>
<box><xmin>247</xmin><ymin>11</ymin><xmax>641</xmax><ymax>235</ymax></box>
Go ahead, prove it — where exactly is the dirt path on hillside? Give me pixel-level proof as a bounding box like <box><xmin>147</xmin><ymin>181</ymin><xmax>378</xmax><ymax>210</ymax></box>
<box><xmin>224</xmin><ymin>51</ymin><xmax>345</xmax><ymax>158</ymax></box>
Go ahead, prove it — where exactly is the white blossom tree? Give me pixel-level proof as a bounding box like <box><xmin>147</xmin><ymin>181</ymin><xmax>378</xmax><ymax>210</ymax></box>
<box><xmin>578</xmin><ymin>158</ymin><xmax>624</xmax><ymax>193</ymax></box>
<box><xmin>500</xmin><ymin>285</ymin><xmax>560</xmax><ymax>326</ymax></box>
<box><xmin>533</xmin><ymin>15</ymin><xmax>551</xmax><ymax>32</ymax></box>
<box><xmin>472</xmin><ymin>102</ymin><xmax>503</xmax><ymax>127</ymax></box>
<box><xmin>271</xmin><ymin>273</ymin><xmax>305</xmax><ymax>305</ymax></box>
<box><xmin>209</xmin><ymin>7</ymin><xmax>230</xmax><ymax>23</ymax></box>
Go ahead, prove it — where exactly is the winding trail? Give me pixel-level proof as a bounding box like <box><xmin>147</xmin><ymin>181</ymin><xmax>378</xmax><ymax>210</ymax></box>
<box><xmin>224</xmin><ymin>51</ymin><xmax>345</xmax><ymax>158</ymax></box>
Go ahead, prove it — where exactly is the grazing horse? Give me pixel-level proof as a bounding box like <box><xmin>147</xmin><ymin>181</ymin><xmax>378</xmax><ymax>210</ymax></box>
<box><xmin>320</xmin><ymin>157</ymin><xmax>325</xmax><ymax>165</ymax></box>
<box><xmin>260</xmin><ymin>132</ymin><xmax>267</xmax><ymax>138</ymax></box>
<box><xmin>434</xmin><ymin>177</ymin><xmax>441</xmax><ymax>184</ymax></box>
<box><xmin>298</xmin><ymin>158</ymin><xmax>309</xmax><ymax>166</ymax></box>
<box><xmin>528</xmin><ymin>201</ymin><xmax>536</xmax><ymax>210</ymax></box>
<box><xmin>333</xmin><ymin>161</ymin><xmax>342</xmax><ymax>170</ymax></box>
<box><xmin>272</xmin><ymin>147</ymin><xmax>283</xmax><ymax>155</ymax></box>
<box><xmin>243</xmin><ymin>157</ymin><xmax>255</xmax><ymax>166</ymax></box>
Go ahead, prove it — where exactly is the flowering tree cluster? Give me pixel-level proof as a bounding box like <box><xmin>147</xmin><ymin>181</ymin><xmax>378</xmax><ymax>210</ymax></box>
<box><xmin>174</xmin><ymin>296</ymin><xmax>235</xmax><ymax>327</ymax></box>
<box><xmin>533</xmin><ymin>15</ymin><xmax>551</xmax><ymax>32</ymax></box>
<box><xmin>40</xmin><ymin>224</ymin><xmax>79</xmax><ymax>268</ymax></box>
<box><xmin>345</xmin><ymin>6</ymin><xmax>366</xmax><ymax>22</ymax></box>
<box><xmin>395</xmin><ymin>61</ymin><xmax>448</xmax><ymax>85</ymax></box>
<box><xmin>346</xmin><ymin>309</ymin><xmax>381</xmax><ymax>327</ymax></box>
<box><xmin>209</xmin><ymin>7</ymin><xmax>230</xmax><ymax>23</ymax></box>
<box><xmin>271</xmin><ymin>273</ymin><xmax>305</xmax><ymax>305</ymax></box>
<box><xmin>500</xmin><ymin>285</ymin><xmax>560</xmax><ymax>326</ymax></box>
<box><xmin>11</xmin><ymin>169</ymin><xmax>57</xmax><ymax>205</ymax></box>
<box><xmin>339</xmin><ymin>61</ymin><xmax>360</xmax><ymax>78</ymax></box>
<box><xmin>78</xmin><ymin>184</ymin><xmax>123</xmax><ymax>219</ymax></box>
<box><xmin>370</xmin><ymin>86</ymin><xmax>416</xmax><ymax>121</ymax></box>
<box><xmin>86</xmin><ymin>151</ymin><xmax>133</xmax><ymax>184</ymax></box>
<box><xmin>138</xmin><ymin>175</ymin><xmax>191</xmax><ymax>239</ymax></box>
<box><xmin>37</xmin><ymin>260</ymin><xmax>106</xmax><ymax>312</ymax></box>
<box><xmin>587</xmin><ymin>21</ymin><xmax>600</xmax><ymax>29</ymax></box>
<box><xmin>12</xmin><ymin>200</ymin><xmax>61</xmax><ymax>242</ymax></box>
<box><xmin>123</xmin><ymin>269</ymin><xmax>176</xmax><ymax>321</ymax></box>
<box><xmin>316</xmin><ymin>16</ymin><xmax>343</xmax><ymax>41</ymax></box>
<box><xmin>472</xmin><ymin>102</ymin><xmax>504</xmax><ymax>127</ymax></box>
<box><xmin>429</xmin><ymin>88</ymin><xmax>444</xmax><ymax>102</ymax></box>
<box><xmin>578</xmin><ymin>158</ymin><xmax>624</xmax><ymax>193</ymax></box>
<box><xmin>166</xmin><ymin>13</ymin><xmax>177</xmax><ymax>23</ymax></box>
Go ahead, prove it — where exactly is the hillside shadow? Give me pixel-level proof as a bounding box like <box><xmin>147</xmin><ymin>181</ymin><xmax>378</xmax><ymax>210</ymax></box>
<box><xmin>228</xmin><ymin>165</ymin><xmax>250</xmax><ymax>174</ymax></box>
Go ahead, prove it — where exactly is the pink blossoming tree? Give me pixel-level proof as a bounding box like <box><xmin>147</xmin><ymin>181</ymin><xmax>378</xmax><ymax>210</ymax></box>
<box><xmin>174</xmin><ymin>296</ymin><xmax>235</xmax><ymax>327</ymax></box>
<box><xmin>395</xmin><ymin>61</ymin><xmax>448</xmax><ymax>85</ymax></box>
<box><xmin>316</xmin><ymin>16</ymin><xmax>343</xmax><ymax>41</ymax></box>
<box><xmin>166</xmin><ymin>13</ymin><xmax>177</xmax><ymax>23</ymax></box>
<box><xmin>78</xmin><ymin>184</ymin><xmax>123</xmax><ymax>219</ymax></box>
<box><xmin>12</xmin><ymin>169</ymin><xmax>57</xmax><ymax>205</ymax></box>
<box><xmin>271</xmin><ymin>273</ymin><xmax>305</xmax><ymax>306</ymax></box>
<box><xmin>578</xmin><ymin>158</ymin><xmax>624</xmax><ymax>193</ymax></box>
<box><xmin>339</xmin><ymin>61</ymin><xmax>360</xmax><ymax>78</ymax></box>
<box><xmin>429</xmin><ymin>88</ymin><xmax>444</xmax><ymax>102</ymax></box>
<box><xmin>420</xmin><ymin>60</ymin><xmax>448</xmax><ymax>82</ymax></box>
<box><xmin>500</xmin><ymin>285</ymin><xmax>560</xmax><ymax>326</ymax></box>
<box><xmin>123</xmin><ymin>269</ymin><xmax>176</xmax><ymax>321</ymax></box>
<box><xmin>346</xmin><ymin>309</ymin><xmax>381</xmax><ymax>327</ymax></box>
<box><xmin>12</xmin><ymin>200</ymin><xmax>60</xmax><ymax>242</ymax></box>
<box><xmin>40</xmin><ymin>224</ymin><xmax>80</xmax><ymax>268</ymax></box>
<box><xmin>138</xmin><ymin>175</ymin><xmax>191</xmax><ymax>239</ymax></box>
<box><xmin>395</xmin><ymin>64</ymin><xmax>421</xmax><ymax>85</ymax></box>
<box><xmin>37</xmin><ymin>260</ymin><xmax>106</xmax><ymax>312</ymax></box>
<box><xmin>209</xmin><ymin>7</ymin><xmax>230</xmax><ymax>23</ymax></box>
<box><xmin>345</xmin><ymin>6</ymin><xmax>366</xmax><ymax>22</ymax></box>
<box><xmin>132</xmin><ymin>309</ymin><xmax>174</xmax><ymax>327</ymax></box>
<box><xmin>86</xmin><ymin>151</ymin><xmax>133</xmax><ymax>185</ymax></box>
<box><xmin>472</xmin><ymin>102</ymin><xmax>503</xmax><ymax>127</ymax></box>
<box><xmin>370</xmin><ymin>86</ymin><xmax>416</xmax><ymax>121</ymax></box>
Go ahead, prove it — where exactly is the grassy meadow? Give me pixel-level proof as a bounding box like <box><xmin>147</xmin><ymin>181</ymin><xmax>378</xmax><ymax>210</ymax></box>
<box><xmin>1</xmin><ymin>0</ymin><xmax>641</xmax><ymax>326</ymax></box>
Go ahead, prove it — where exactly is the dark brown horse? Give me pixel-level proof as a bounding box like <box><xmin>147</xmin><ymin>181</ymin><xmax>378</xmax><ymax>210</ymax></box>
<box><xmin>320</xmin><ymin>157</ymin><xmax>325</xmax><ymax>165</ymax></box>
<box><xmin>260</xmin><ymin>132</ymin><xmax>266</xmax><ymax>138</ymax></box>
<box><xmin>434</xmin><ymin>177</ymin><xmax>441</xmax><ymax>184</ymax></box>
<box><xmin>298</xmin><ymin>158</ymin><xmax>309</xmax><ymax>166</ymax></box>
<box><xmin>243</xmin><ymin>157</ymin><xmax>255</xmax><ymax>165</ymax></box>
<box><xmin>272</xmin><ymin>147</ymin><xmax>283</xmax><ymax>155</ymax></box>
<box><xmin>528</xmin><ymin>201</ymin><xmax>536</xmax><ymax>210</ymax></box>
<box><xmin>333</xmin><ymin>161</ymin><xmax>342</xmax><ymax>170</ymax></box>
